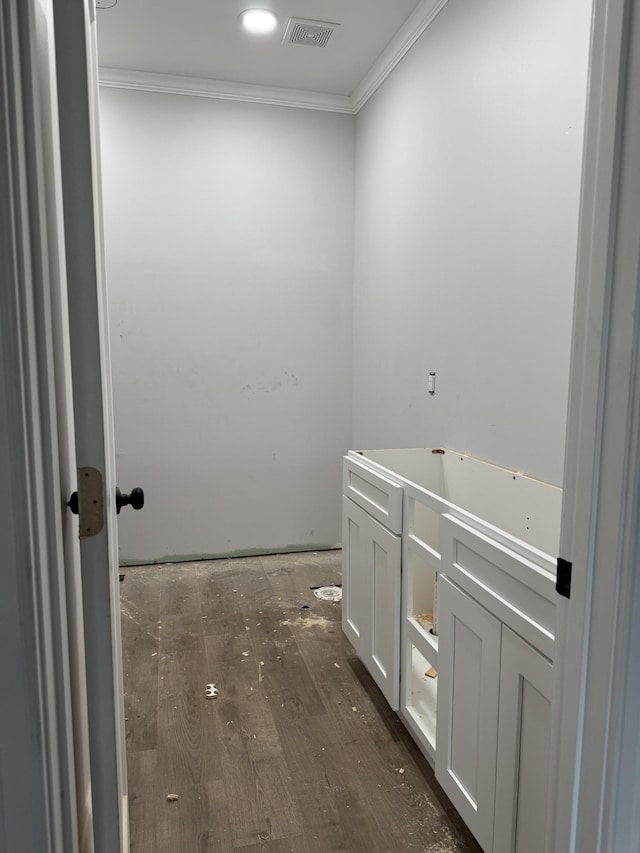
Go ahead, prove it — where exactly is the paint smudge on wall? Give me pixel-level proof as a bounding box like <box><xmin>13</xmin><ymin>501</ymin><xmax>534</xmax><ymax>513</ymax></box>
<box><xmin>240</xmin><ymin>371</ymin><xmax>299</xmax><ymax>395</ymax></box>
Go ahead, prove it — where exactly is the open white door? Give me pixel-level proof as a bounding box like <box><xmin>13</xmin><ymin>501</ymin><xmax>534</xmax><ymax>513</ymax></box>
<box><xmin>1</xmin><ymin>2</ymin><xmax>85</xmax><ymax>851</ymax></box>
<box><xmin>1</xmin><ymin>0</ymin><xmax>127</xmax><ymax>849</ymax></box>
<box><xmin>52</xmin><ymin>1</ymin><xmax>129</xmax><ymax>851</ymax></box>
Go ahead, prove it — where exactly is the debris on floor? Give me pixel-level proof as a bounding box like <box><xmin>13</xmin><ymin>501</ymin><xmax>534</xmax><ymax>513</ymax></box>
<box><xmin>205</xmin><ymin>683</ymin><xmax>219</xmax><ymax>699</ymax></box>
<box><xmin>282</xmin><ymin>613</ymin><xmax>331</xmax><ymax>630</ymax></box>
<box><xmin>122</xmin><ymin>553</ymin><xmax>477</xmax><ymax>851</ymax></box>
<box><xmin>312</xmin><ymin>585</ymin><xmax>342</xmax><ymax>602</ymax></box>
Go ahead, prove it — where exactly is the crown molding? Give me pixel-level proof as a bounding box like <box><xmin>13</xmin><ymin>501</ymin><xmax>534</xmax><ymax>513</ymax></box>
<box><xmin>98</xmin><ymin>67</ymin><xmax>354</xmax><ymax>114</ymax></box>
<box><xmin>98</xmin><ymin>0</ymin><xmax>450</xmax><ymax>115</ymax></box>
<box><xmin>350</xmin><ymin>0</ymin><xmax>451</xmax><ymax>112</ymax></box>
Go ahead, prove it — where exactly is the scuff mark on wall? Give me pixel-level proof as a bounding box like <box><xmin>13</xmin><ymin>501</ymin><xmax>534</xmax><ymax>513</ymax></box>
<box><xmin>240</xmin><ymin>371</ymin><xmax>300</xmax><ymax>395</ymax></box>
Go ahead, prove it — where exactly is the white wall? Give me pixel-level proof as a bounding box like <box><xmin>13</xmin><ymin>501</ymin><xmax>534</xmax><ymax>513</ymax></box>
<box><xmin>352</xmin><ymin>0</ymin><xmax>592</xmax><ymax>486</ymax></box>
<box><xmin>100</xmin><ymin>89</ymin><xmax>355</xmax><ymax>563</ymax></box>
<box><xmin>101</xmin><ymin>0</ymin><xmax>592</xmax><ymax>562</ymax></box>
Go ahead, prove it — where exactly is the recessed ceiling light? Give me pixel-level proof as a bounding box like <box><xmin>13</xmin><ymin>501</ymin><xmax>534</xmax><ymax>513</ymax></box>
<box><xmin>239</xmin><ymin>9</ymin><xmax>278</xmax><ymax>35</ymax></box>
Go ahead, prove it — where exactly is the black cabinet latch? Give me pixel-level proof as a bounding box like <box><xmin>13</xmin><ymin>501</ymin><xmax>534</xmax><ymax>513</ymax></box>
<box><xmin>556</xmin><ymin>557</ymin><xmax>572</xmax><ymax>599</ymax></box>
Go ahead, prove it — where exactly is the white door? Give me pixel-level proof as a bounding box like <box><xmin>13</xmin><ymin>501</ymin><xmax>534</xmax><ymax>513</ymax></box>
<box><xmin>53</xmin><ymin>1</ymin><xmax>129</xmax><ymax>851</ymax></box>
<box><xmin>1</xmin><ymin>1</ymin><xmax>127</xmax><ymax>851</ymax></box>
<box><xmin>494</xmin><ymin>627</ymin><xmax>553</xmax><ymax>853</ymax></box>
<box><xmin>1</xmin><ymin>2</ymin><xmax>88</xmax><ymax>851</ymax></box>
<box><xmin>436</xmin><ymin>575</ymin><xmax>501</xmax><ymax>853</ymax></box>
<box><xmin>342</xmin><ymin>496</ymin><xmax>402</xmax><ymax>708</ymax></box>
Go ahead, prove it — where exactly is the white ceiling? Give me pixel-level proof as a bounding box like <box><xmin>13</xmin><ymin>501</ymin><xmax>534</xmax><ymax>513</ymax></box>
<box><xmin>95</xmin><ymin>0</ymin><xmax>423</xmax><ymax>98</ymax></box>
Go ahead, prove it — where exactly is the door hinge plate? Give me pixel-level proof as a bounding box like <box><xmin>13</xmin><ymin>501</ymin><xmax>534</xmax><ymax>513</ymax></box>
<box><xmin>77</xmin><ymin>466</ymin><xmax>104</xmax><ymax>538</ymax></box>
<box><xmin>556</xmin><ymin>557</ymin><xmax>572</xmax><ymax>599</ymax></box>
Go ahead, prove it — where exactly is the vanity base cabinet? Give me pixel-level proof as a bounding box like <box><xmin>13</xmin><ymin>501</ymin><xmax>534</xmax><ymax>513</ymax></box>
<box><xmin>342</xmin><ymin>496</ymin><xmax>401</xmax><ymax>709</ymax></box>
<box><xmin>341</xmin><ymin>449</ymin><xmax>559</xmax><ymax>852</ymax></box>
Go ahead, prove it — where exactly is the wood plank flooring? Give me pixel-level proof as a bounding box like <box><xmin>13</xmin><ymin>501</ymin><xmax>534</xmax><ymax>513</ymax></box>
<box><xmin>121</xmin><ymin>551</ymin><xmax>483</xmax><ymax>852</ymax></box>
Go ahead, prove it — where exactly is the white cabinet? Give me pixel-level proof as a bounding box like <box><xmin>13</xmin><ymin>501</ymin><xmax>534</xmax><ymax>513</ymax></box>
<box><xmin>341</xmin><ymin>447</ymin><xmax>560</xmax><ymax>852</ymax></box>
<box><xmin>436</xmin><ymin>576</ymin><xmax>502</xmax><ymax>852</ymax></box>
<box><xmin>342</xmin><ymin>496</ymin><xmax>402</xmax><ymax>708</ymax></box>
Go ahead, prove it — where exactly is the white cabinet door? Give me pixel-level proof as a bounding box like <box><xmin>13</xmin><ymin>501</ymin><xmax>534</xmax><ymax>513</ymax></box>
<box><xmin>493</xmin><ymin>627</ymin><xmax>553</xmax><ymax>853</ymax></box>
<box><xmin>436</xmin><ymin>575</ymin><xmax>501</xmax><ymax>852</ymax></box>
<box><xmin>342</xmin><ymin>496</ymin><xmax>401</xmax><ymax>709</ymax></box>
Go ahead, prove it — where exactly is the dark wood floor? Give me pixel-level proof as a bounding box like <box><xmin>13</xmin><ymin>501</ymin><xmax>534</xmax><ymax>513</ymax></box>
<box><xmin>120</xmin><ymin>550</ymin><xmax>482</xmax><ymax>852</ymax></box>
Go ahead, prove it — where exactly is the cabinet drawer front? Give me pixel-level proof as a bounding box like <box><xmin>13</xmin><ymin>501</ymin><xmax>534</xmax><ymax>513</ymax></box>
<box><xmin>343</xmin><ymin>455</ymin><xmax>403</xmax><ymax>533</ymax></box>
<box><xmin>441</xmin><ymin>513</ymin><xmax>556</xmax><ymax>661</ymax></box>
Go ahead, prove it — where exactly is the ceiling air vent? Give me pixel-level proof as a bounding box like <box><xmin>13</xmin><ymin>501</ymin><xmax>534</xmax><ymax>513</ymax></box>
<box><xmin>283</xmin><ymin>18</ymin><xmax>340</xmax><ymax>48</ymax></box>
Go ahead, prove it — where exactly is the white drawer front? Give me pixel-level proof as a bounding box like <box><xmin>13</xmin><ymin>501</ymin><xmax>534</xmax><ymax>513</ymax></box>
<box><xmin>343</xmin><ymin>455</ymin><xmax>403</xmax><ymax>533</ymax></box>
<box><xmin>440</xmin><ymin>513</ymin><xmax>556</xmax><ymax>661</ymax></box>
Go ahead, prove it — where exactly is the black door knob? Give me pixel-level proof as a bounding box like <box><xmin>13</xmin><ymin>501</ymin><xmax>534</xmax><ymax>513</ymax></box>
<box><xmin>68</xmin><ymin>487</ymin><xmax>145</xmax><ymax>515</ymax></box>
<box><xmin>115</xmin><ymin>487</ymin><xmax>145</xmax><ymax>514</ymax></box>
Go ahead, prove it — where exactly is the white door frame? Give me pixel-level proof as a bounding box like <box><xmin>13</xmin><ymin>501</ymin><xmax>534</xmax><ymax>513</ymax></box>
<box><xmin>549</xmin><ymin>0</ymin><xmax>640</xmax><ymax>849</ymax></box>
<box><xmin>1</xmin><ymin>0</ymin><xmax>128</xmax><ymax>851</ymax></box>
